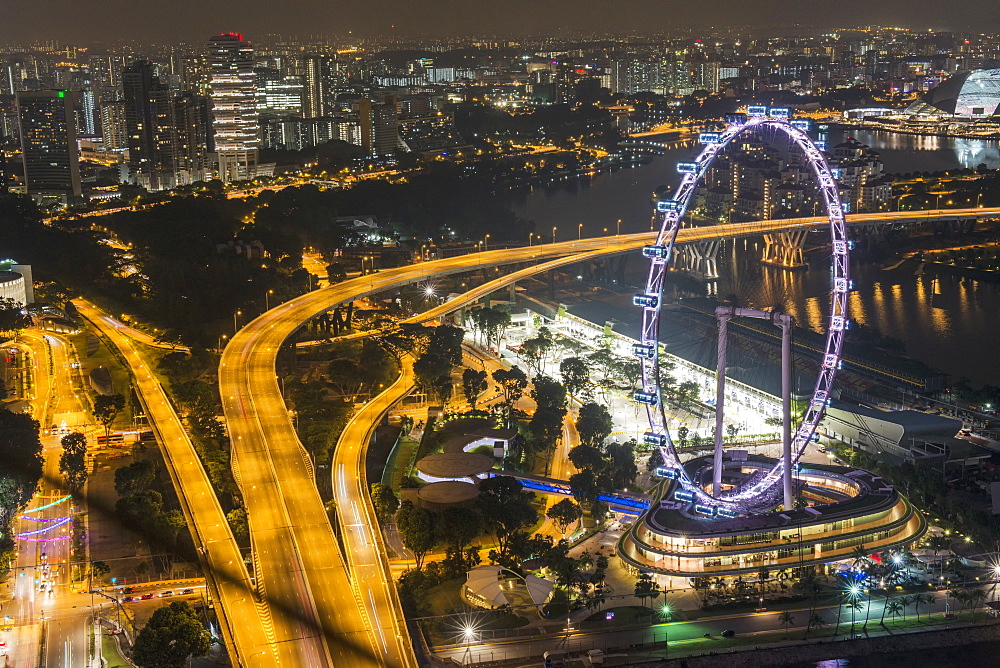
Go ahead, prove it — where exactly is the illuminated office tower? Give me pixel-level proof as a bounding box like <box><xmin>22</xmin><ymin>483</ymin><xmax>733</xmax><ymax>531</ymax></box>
<box><xmin>208</xmin><ymin>33</ymin><xmax>258</xmax><ymax>182</ymax></box>
<box><xmin>15</xmin><ymin>89</ymin><xmax>82</xmax><ymax>204</ymax></box>
<box><xmin>303</xmin><ymin>54</ymin><xmax>327</xmax><ymax>118</ymax></box>
<box><xmin>100</xmin><ymin>101</ymin><xmax>127</xmax><ymax>152</ymax></box>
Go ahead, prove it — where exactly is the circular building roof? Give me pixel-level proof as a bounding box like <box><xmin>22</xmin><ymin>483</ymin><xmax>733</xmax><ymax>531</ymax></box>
<box><xmin>416</xmin><ymin>452</ymin><xmax>494</xmax><ymax>478</ymax></box>
<box><xmin>417</xmin><ymin>481</ymin><xmax>480</xmax><ymax>505</ymax></box>
<box><xmin>908</xmin><ymin>69</ymin><xmax>1000</xmax><ymax>117</ymax></box>
<box><xmin>0</xmin><ymin>271</ymin><xmax>23</xmax><ymax>284</ymax></box>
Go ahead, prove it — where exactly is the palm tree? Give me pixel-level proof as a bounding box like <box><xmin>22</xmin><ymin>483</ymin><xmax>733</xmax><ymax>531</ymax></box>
<box><xmin>807</xmin><ymin>612</ymin><xmax>826</xmax><ymax>633</ymax></box>
<box><xmin>897</xmin><ymin>595</ymin><xmax>913</xmax><ymax>623</ymax></box>
<box><xmin>886</xmin><ymin>599</ymin><xmax>904</xmax><ymax>626</ymax></box>
<box><xmin>950</xmin><ymin>589</ymin><xmax>971</xmax><ymax>617</ymax></box>
<box><xmin>969</xmin><ymin>588</ymin><xmax>987</xmax><ymax>619</ymax></box>
<box><xmin>861</xmin><ymin>587</ymin><xmax>873</xmax><ymax>630</ymax></box>
<box><xmin>778</xmin><ymin>611</ymin><xmax>796</xmax><ymax>638</ymax></box>
<box><xmin>846</xmin><ymin>599</ymin><xmax>864</xmax><ymax>635</ymax></box>
<box><xmin>850</xmin><ymin>545</ymin><xmax>871</xmax><ymax>579</ymax></box>
<box><xmin>879</xmin><ymin>591</ymin><xmax>893</xmax><ymax>626</ymax></box>
<box><xmin>913</xmin><ymin>592</ymin><xmax>933</xmax><ymax>621</ymax></box>
<box><xmin>757</xmin><ymin>567</ymin><xmax>771</xmax><ymax>604</ymax></box>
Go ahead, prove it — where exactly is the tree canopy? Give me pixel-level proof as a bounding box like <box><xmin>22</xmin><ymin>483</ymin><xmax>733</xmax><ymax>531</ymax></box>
<box><xmin>132</xmin><ymin>601</ymin><xmax>213</xmax><ymax>668</ymax></box>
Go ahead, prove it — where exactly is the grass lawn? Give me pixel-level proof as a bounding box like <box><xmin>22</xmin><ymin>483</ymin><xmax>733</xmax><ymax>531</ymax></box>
<box><xmin>425</xmin><ymin>577</ymin><xmax>468</xmax><ymax>617</ymax></box>
<box><xmin>652</xmin><ymin>610</ymin><xmax>992</xmax><ymax>660</ymax></box>
<box><xmin>101</xmin><ymin>632</ymin><xmax>132</xmax><ymax>668</ymax></box>
<box><xmin>386</xmin><ymin>437</ymin><xmax>418</xmax><ymax>487</ymax></box>
<box><xmin>68</xmin><ymin>328</ymin><xmax>133</xmax><ymax>429</ymax></box>
<box><xmin>582</xmin><ymin>605</ymin><xmax>657</xmax><ymax>628</ymax></box>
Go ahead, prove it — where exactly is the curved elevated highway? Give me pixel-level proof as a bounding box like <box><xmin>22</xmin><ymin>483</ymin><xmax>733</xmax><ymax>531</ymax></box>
<box><xmin>216</xmin><ymin>206</ymin><xmax>998</xmax><ymax>666</ymax></box>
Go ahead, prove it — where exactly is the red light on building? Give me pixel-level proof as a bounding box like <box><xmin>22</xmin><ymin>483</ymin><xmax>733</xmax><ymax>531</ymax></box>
<box><xmin>224</xmin><ymin>32</ymin><xmax>244</xmax><ymax>41</ymax></box>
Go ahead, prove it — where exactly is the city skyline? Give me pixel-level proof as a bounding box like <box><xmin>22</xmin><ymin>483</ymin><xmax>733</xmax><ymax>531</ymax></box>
<box><xmin>5</xmin><ymin>8</ymin><xmax>1000</xmax><ymax>668</ymax></box>
<box><xmin>3</xmin><ymin>0</ymin><xmax>1000</xmax><ymax>44</ymax></box>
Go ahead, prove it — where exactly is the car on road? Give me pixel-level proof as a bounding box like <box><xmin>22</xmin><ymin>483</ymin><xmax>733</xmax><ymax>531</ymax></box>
<box><xmin>140</xmin><ymin>593</ymin><xmax>154</xmax><ymax>600</ymax></box>
<box><xmin>122</xmin><ymin>587</ymin><xmax>134</xmax><ymax>594</ymax></box>
<box><xmin>122</xmin><ymin>597</ymin><xmax>135</xmax><ymax>603</ymax></box>
<box><xmin>160</xmin><ymin>590</ymin><xmax>173</xmax><ymax>597</ymax></box>
<box><xmin>721</xmin><ymin>629</ymin><xmax>735</xmax><ymax>638</ymax></box>
<box><xmin>181</xmin><ymin>588</ymin><xmax>195</xmax><ymax>595</ymax></box>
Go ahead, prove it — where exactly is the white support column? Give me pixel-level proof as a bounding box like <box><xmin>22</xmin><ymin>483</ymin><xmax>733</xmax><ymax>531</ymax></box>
<box><xmin>777</xmin><ymin>313</ymin><xmax>795</xmax><ymax>510</ymax></box>
<box><xmin>713</xmin><ymin>305</ymin><xmax>732</xmax><ymax>496</ymax></box>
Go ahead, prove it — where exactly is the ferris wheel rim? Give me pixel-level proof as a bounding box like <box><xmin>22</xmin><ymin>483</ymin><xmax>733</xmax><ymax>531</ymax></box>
<box><xmin>636</xmin><ymin>112</ymin><xmax>851</xmax><ymax>510</ymax></box>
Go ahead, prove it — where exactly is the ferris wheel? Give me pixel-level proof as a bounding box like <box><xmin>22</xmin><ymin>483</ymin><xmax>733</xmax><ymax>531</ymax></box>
<box><xmin>632</xmin><ymin>108</ymin><xmax>852</xmax><ymax>512</ymax></box>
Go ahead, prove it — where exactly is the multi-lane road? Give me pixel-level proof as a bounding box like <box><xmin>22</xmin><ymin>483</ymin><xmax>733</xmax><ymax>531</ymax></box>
<box><xmin>219</xmin><ymin>206</ymin><xmax>1000</xmax><ymax>665</ymax></box>
<box><xmin>7</xmin><ymin>330</ymin><xmax>93</xmax><ymax>668</ymax></box>
<box><xmin>58</xmin><ymin>205</ymin><xmax>993</xmax><ymax>666</ymax></box>
<box><xmin>76</xmin><ymin>301</ymin><xmax>278</xmax><ymax>667</ymax></box>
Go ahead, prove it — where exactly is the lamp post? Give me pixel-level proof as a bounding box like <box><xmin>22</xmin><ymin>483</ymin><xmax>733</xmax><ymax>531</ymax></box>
<box><xmin>265</xmin><ymin>289</ymin><xmax>274</xmax><ymax>311</ymax></box>
<box><xmin>552</xmin><ymin>226</ymin><xmax>557</xmax><ymax>244</ymax></box>
<box><xmin>578</xmin><ymin>223</ymin><xmax>583</xmax><ymax>240</ymax></box>
<box><xmin>660</xmin><ymin>603</ymin><xmax>672</xmax><ymax>659</ymax></box>
<box><xmin>484</xmin><ymin>234</ymin><xmax>490</xmax><ymax>251</ymax></box>
<box><xmin>528</xmin><ymin>233</ymin><xmax>535</xmax><ymax>247</ymax></box>
<box><xmin>218</xmin><ymin>334</ymin><xmax>227</xmax><ymax>351</ymax></box>
<box><xmin>616</xmin><ymin>218</ymin><xmax>622</xmax><ymax>236</ymax></box>
<box><xmin>462</xmin><ymin>625</ymin><xmax>477</xmax><ymax>665</ymax></box>
<box><xmin>233</xmin><ymin>310</ymin><xmax>242</xmax><ymax>335</ymax></box>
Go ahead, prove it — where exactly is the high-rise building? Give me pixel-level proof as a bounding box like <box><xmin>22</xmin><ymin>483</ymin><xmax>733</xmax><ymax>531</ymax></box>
<box><xmin>303</xmin><ymin>54</ymin><xmax>327</xmax><ymax>118</ymax></box>
<box><xmin>123</xmin><ymin>60</ymin><xmax>174</xmax><ymax>189</ymax></box>
<box><xmin>359</xmin><ymin>97</ymin><xmax>398</xmax><ymax>158</ymax></box>
<box><xmin>100</xmin><ymin>101</ymin><xmax>127</xmax><ymax>152</ymax></box>
<box><xmin>170</xmin><ymin>92</ymin><xmax>212</xmax><ymax>184</ymax></box>
<box><xmin>255</xmin><ymin>68</ymin><xmax>304</xmax><ymax>114</ymax></box>
<box><xmin>15</xmin><ymin>89</ymin><xmax>82</xmax><ymax>204</ymax></box>
<box><xmin>121</xmin><ymin>61</ymin><xmax>212</xmax><ymax>189</ymax></box>
<box><xmin>208</xmin><ymin>33</ymin><xmax>258</xmax><ymax>182</ymax></box>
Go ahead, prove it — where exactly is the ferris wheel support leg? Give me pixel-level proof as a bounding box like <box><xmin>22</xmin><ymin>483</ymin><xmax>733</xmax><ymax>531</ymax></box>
<box><xmin>779</xmin><ymin>314</ymin><xmax>795</xmax><ymax>510</ymax></box>
<box><xmin>713</xmin><ymin>307</ymin><xmax>732</xmax><ymax>496</ymax></box>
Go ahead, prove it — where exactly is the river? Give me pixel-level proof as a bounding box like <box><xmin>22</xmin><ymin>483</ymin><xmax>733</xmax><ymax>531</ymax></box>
<box><xmin>512</xmin><ymin>129</ymin><xmax>1000</xmax><ymax>388</ymax></box>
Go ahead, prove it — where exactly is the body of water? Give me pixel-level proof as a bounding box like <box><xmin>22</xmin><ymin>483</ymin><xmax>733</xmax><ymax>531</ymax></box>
<box><xmin>512</xmin><ymin>129</ymin><xmax>1000</xmax><ymax>388</ymax></box>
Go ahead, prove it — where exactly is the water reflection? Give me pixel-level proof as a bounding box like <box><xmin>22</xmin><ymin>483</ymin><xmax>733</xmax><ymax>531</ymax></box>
<box><xmin>660</xmin><ymin>256</ymin><xmax>1000</xmax><ymax>387</ymax></box>
<box><xmin>825</xmin><ymin>129</ymin><xmax>1000</xmax><ymax>171</ymax></box>
<box><xmin>513</xmin><ymin>128</ymin><xmax>1000</xmax><ymax>386</ymax></box>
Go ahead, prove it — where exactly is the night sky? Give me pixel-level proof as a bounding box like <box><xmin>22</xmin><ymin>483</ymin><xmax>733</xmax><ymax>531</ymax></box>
<box><xmin>3</xmin><ymin>0</ymin><xmax>999</xmax><ymax>43</ymax></box>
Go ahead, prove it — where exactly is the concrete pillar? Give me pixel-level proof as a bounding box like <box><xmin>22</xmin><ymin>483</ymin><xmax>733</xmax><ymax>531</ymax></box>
<box><xmin>713</xmin><ymin>305</ymin><xmax>732</xmax><ymax>496</ymax></box>
<box><xmin>777</xmin><ymin>313</ymin><xmax>795</xmax><ymax>510</ymax></box>
<box><xmin>761</xmin><ymin>231</ymin><xmax>808</xmax><ymax>268</ymax></box>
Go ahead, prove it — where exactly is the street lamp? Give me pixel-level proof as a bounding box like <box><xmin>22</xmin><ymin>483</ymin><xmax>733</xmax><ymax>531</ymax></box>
<box><xmin>265</xmin><ymin>289</ymin><xmax>274</xmax><ymax>311</ymax></box>
<box><xmin>578</xmin><ymin>223</ymin><xmax>583</xmax><ymax>240</ymax></box>
<box><xmin>461</xmin><ymin>624</ymin><xmax>478</xmax><ymax>664</ymax></box>
<box><xmin>660</xmin><ymin>603</ymin><xmax>672</xmax><ymax>658</ymax></box>
<box><xmin>218</xmin><ymin>334</ymin><xmax>228</xmax><ymax>351</ymax></box>
<box><xmin>552</xmin><ymin>226</ymin><xmax>557</xmax><ymax>244</ymax></box>
<box><xmin>616</xmin><ymin>218</ymin><xmax>622</xmax><ymax>236</ymax></box>
<box><xmin>528</xmin><ymin>233</ymin><xmax>535</xmax><ymax>247</ymax></box>
<box><xmin>848</xmin><ymin>584</ymin><xmax>862</xmax><ymax>634</ymax></box>
<box><xmin>233</xmin><ymin>310</ymin><xmax>242</xmax><ymax>334</ymax></box>
<box><xmin>484</xmin><ymin>234</ymin><xmax>490</xmax><ymax>251</ymax></box>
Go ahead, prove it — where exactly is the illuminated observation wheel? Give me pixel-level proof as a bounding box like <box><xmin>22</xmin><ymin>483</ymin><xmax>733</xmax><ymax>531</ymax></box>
<box><xmin>632</xmin><ymin>108</ymin><xmax>852</xmax><ymax>511</ymax></box>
